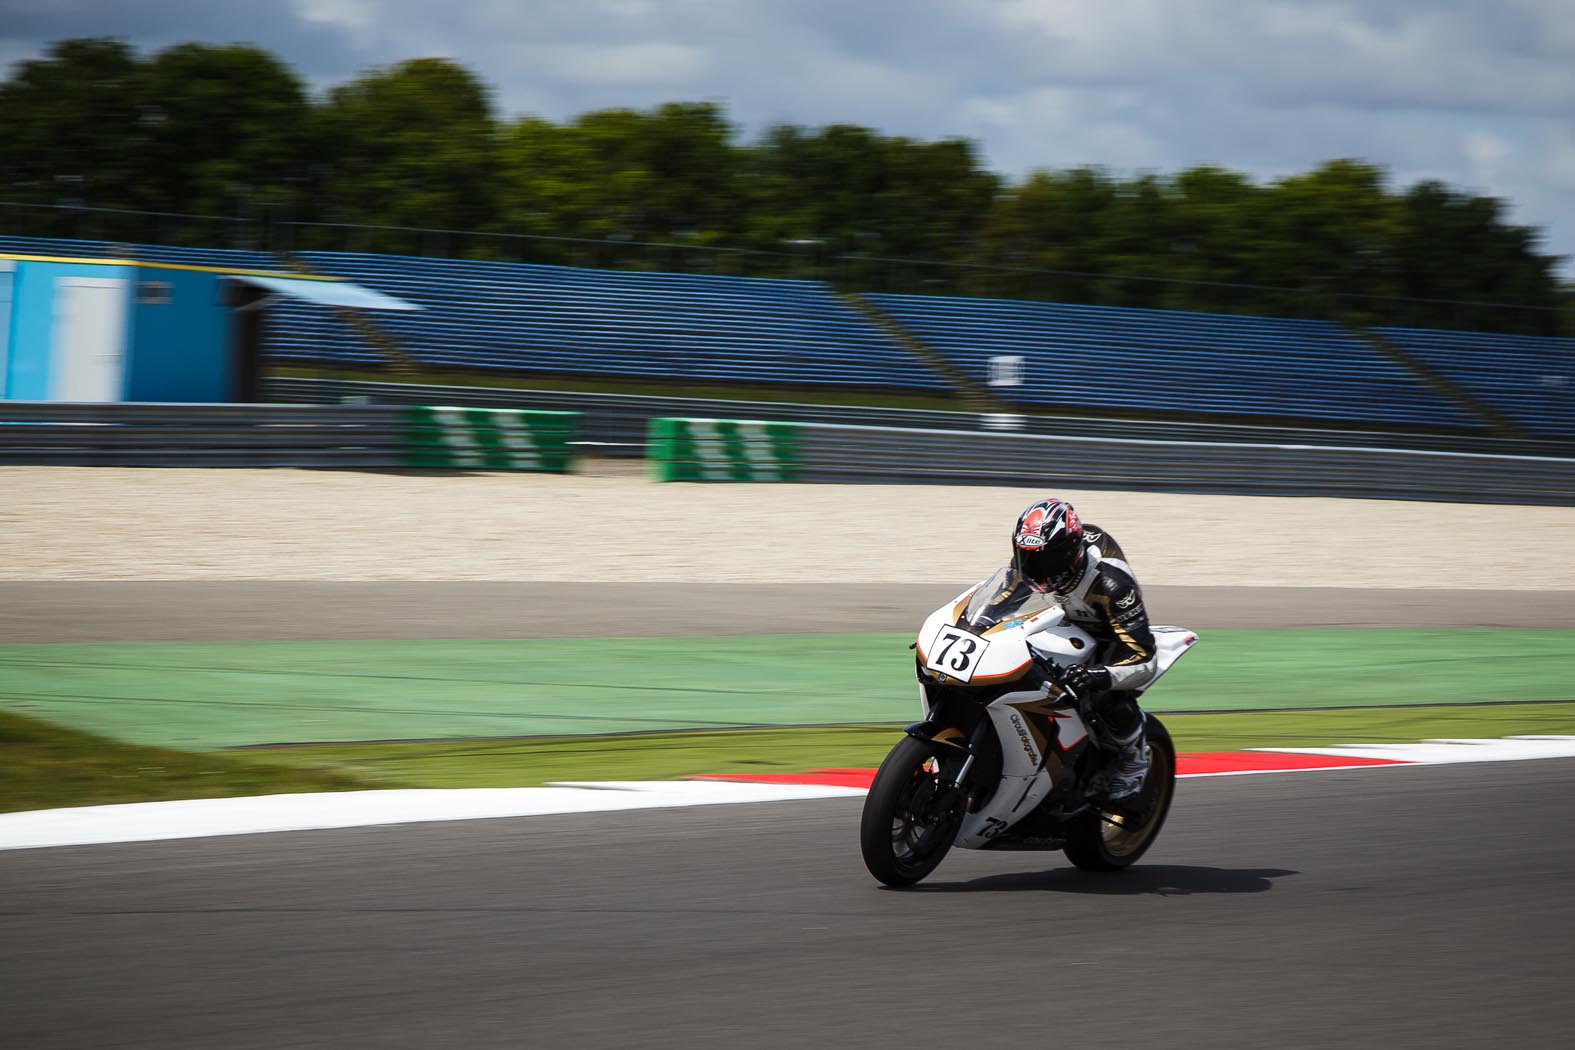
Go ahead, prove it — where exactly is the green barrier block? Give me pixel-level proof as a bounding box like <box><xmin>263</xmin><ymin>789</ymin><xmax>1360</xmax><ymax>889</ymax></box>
<box><xmin>646</xmin><ymin>416</ymin><xmax>697</xmax><ymax>482</ymax></box>
<box><xmin>403</xmin><ymin>406</ymin><xmax>578</xmax><ymax>472</ymax></box>
<box><xmin>646</xmin><ymin>417</ymin><xmax>801</xmax><ymax>482</ymax></box>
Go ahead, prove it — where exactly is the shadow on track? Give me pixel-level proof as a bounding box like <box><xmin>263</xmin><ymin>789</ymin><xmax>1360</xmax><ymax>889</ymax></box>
<box><xmin>899</xmin><ymin>865</ymin><xmax>1298</xmax><ymax>896</ymax></box>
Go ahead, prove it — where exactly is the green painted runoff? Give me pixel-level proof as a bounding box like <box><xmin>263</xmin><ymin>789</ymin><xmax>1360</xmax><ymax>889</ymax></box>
<box><xmin>0</xmin><ymin>629</ymin><xmax>1571</xmax><ymax>750</ymax></box>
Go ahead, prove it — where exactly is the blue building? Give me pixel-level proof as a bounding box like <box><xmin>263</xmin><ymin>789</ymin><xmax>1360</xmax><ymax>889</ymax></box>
<box><xmin>0</xmin><ymin>250</ymin><xmax>414</xmax><ymax>402</ymax></box>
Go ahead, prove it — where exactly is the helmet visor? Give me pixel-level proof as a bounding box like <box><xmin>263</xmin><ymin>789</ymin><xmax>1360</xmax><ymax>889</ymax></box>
<box><xmin>1015</xmin><ymin>534</ymin><xmax>1083</xmax><ymax>591</ymax></box>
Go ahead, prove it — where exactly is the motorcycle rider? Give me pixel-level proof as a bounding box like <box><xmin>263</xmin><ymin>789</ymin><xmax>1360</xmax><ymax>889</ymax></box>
<box><xmin>1011</xmin><ymin>497</ymin><xmax>1156</xmax><ymax>799</ymax></box>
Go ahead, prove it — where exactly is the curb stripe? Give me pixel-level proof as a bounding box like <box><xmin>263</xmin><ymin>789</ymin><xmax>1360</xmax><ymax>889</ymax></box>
<box><xmin>4</xmin><ymin>738</ymin><xmax>1570</xmax><ymax>852</ymax></box>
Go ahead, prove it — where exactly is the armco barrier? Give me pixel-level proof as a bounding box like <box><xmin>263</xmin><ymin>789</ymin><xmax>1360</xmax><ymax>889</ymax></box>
<box><xmin>645</xmin><ymin>416</ymin><xmax>1575</xmax><ymax>505</ymax></box>
<box><xmin>646</xmin><ymin>417</ymin><xmax>801</xmax><ymax>481</ymax></box>
<box><xmin>403</xmin><ymin>406</ymin><xmax>577</xmax><ymax>472</ymax></box>
<box><xmin>5</xmin><ymin>402</ymin><xmax>1573</xmax><ymax>505</ymax></box>
<box><xmin>0</xmin><ymin>402</ymin><xmax>578</xmax><ymax>471</ymax></box>
<box><xmin>0</xmin><ymin>402</ymin><xmax>408</xmax><ymax>467</ymax></box>
<box><xmin>265</xmin><ymin>376</ymin><xmax>1575</xmax><ymax>460</ymax></box>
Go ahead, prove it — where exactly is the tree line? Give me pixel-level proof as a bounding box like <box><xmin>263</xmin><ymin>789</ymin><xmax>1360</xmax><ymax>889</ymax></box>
<box><xmin>2</xmin><ymin>38</ymin><xmax>1569</xmax><ymax>334</ymax></box>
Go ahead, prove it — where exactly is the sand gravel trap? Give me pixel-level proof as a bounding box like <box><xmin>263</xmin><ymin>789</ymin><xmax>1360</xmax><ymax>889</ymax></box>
<box><xmin>4</xmin><ymin>465</ymin><xmax>1575</xmax><ymax>589</ymax></box>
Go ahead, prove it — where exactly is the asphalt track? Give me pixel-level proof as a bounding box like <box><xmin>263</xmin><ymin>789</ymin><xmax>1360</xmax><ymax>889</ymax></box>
<box><xmin>2</xmin><ymin>760</ymin><xmax>1570</xmax><ymax>1049</ymax></box>
<box><xmin>4</xmin><ymin>581</ymin><xmax>1572</xmax><ymax>1048</ymax></box>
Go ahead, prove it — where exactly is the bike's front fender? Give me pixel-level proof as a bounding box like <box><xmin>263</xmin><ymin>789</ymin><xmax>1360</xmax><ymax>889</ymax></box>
<box><xmin>903</xmin><ymin>720</ymin><xmax>970</xmax><ymax>751</ymax></box>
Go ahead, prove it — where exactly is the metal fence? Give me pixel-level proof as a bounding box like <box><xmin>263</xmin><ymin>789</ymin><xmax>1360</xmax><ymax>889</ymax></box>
<box><xmin>265</xmin><ymin>377</ymin><xmax>1575</xmax><ymax>460</ymax></box>
<box><xmin>0</xmin><ymin>402</ymin><xmax>408</xmax><ymax>467</ymax></box>
<box><xmin>4</xmin><ymin>399</ymin><xmax>1572</xmax><ymax>505</ymax></box>
<box><xmin>788</xmin><ymin>422</ymin><xmax>1575</xmax><ymax>504</ymax></box>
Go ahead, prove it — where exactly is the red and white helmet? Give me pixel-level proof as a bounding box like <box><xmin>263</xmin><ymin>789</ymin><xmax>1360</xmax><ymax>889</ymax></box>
<box><xmin>1011</xmin><ymin>497</ymin><xmax>1086</xmax><ymax>593</ymax></box>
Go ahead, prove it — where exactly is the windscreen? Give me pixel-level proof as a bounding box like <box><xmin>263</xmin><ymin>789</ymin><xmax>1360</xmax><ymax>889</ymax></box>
<box><xmin>960</xmin><ymin>566</ymin><xmax>1059</xmax><ymax>630</ymax></box>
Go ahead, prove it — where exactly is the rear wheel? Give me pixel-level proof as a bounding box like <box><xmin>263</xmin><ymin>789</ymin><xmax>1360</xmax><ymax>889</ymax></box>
<box><xmin>859</xmin><ymin>735</ymin><xmax>964</xmax><ymax>888</ymax></box>
<box><xmin>1064</xmin><ymin>715</ymin><xmax>1176</xmax><ymax>872</ymax></box>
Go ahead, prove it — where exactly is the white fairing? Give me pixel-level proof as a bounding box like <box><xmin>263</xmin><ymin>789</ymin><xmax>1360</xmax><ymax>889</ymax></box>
<box><xmin>952</xmin><ymin>691</ymin><xmax>1092</xmax><ymax>848</ymax></box>
<box><xmin>914</xmin><ymin>567</ymin><xmax>1198</xmax><ymax>850</ymax></box>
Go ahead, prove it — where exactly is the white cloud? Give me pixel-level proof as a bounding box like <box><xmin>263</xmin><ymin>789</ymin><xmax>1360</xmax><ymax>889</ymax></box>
<box><xmin>1542</xmin><ymin>131</ymin><xmax>1575</xmax><ymax>194</ymax></box>
<box><xmin>523</xmin><ymin>41</ymin><xmax>705</xmax><ymax>86</ymax></box>
<box><xmin>290</xmin><ymin>0</ymin><xmax>379</xmax><ymax>36</ymax></box>
<box><xmin>1462</xmin><ymin>130</ymin><xmax>1515</xmax><ymax>184</ymax></box>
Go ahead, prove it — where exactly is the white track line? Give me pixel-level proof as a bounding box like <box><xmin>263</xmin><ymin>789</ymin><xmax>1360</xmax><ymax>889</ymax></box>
<box><xmin>1257</xmin><ymin>735</ymin><xmax>1575</xmax><ymax>765</ymax></box>
<box><xmin>4</xmin><ymin>737</ymin><xmax>1573</xmax><ymax>852</ymax></box>
<box><xmin>0</xmin><ymin>781</ymin><xmax>866</xmax><ymax>851</ymax></box>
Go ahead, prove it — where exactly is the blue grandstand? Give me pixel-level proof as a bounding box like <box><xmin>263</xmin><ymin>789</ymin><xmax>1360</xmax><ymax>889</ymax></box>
<box><xmin>0</xmin><ymin>234</ymin><xmax>117</xmax><ymax>258</ymax></box>
<box><xmin>1371</xmin><ymin>326</ymin><xmax>1575</xmax><ymax>439</ymax></box>
<box><xmin>266</xmin><ymin>251</ymin><xmax>948</xmax><ymax>391</ymax></box>
<box><xmin>8</xmin><ymin>232</ymin><xmax>1570</xmax><ymax>441</ymax></box>
<box><xmin>867</xmin><ymin>293</ymin><xmax>1478</xmax><ymax>429</ymax></box>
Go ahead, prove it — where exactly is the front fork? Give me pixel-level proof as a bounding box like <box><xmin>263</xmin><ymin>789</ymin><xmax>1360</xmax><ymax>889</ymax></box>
<box><xmin>904</xmin><ymin>714</ymin><xmax>993</xmax><ymax>807</ymax></box>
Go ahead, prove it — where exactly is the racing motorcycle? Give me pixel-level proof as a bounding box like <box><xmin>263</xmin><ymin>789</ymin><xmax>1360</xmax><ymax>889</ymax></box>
<box><xmin>859</xmin><ymin>565</ymin><xmax>1198</xmax><ymax>887</ymax></box>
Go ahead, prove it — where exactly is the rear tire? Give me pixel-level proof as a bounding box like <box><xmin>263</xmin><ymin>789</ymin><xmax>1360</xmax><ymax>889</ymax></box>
<box><xmin>1064</xmin><ymin>715</ymin><xmax>1176</xmax><ymax>872</ymax></box>
<box><xmin>859</xmin><ymin>735</ymin><xmax>964</xmax><ymax>888</ymax></box>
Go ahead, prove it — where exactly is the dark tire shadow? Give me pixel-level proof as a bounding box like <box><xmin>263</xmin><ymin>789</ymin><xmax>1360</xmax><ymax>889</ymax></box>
<box><xmin>899</xmin><ymin>865</ymin><xmax>1299</xmax><ymax>895</ymax></box>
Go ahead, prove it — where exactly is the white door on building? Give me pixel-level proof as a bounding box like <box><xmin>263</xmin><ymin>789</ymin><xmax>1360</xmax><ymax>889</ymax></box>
<box><xmin>50</xmin><ymin>276</ymin><xmax>128</xmax><ymax>401</ymax></box>
<box><xmin>0</xmin><ymin>261</ymin><xmax>14</xmax><ymax>398</ymax></box>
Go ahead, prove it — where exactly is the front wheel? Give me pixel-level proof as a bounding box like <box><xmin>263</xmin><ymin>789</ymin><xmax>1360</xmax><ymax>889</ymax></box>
<box><xmin>1064</xmin><ymin>714</ymin><xmax>1177</xmax><ymax>872</ymax></box>
<box><xmin>859</xmin><ymin>735</ymin><xmax>964</xmax><ymax>887</ymax></box>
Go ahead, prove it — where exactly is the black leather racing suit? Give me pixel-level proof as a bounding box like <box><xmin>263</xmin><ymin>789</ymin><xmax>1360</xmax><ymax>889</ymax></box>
<box><xmin>1032</xmin><ymin>524</ymin><xmax>1157</xmax><ymax>746</ymax></box>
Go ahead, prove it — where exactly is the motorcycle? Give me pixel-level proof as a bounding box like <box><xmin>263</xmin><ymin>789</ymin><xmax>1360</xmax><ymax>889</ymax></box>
<box><xmin>860</xmin><ymin>564</ymin><xmax>1199</xmax><ymax>887</ymax></box>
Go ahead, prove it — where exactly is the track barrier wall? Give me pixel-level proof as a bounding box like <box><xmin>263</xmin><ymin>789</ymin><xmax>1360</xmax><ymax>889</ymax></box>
<box><xmin>3</xmin><ymin>401</ymin><xmax>1573</xmax><ymax>505</ymax></box>
<box><xmin>402</xmin><ymin>406</ymin><xmax>577</xmax><ymax>472</ymax></box>
<box><xmin>0</xmin><ymin>402</ymin><xmax>578</xmax><ymax>472</ymax></box>
<box><xmin>265</xmin><ymin>377</ymin><xmax>1575</xmax><ymax>461</ymax></box>
<box><xmin>643</xmin><ymin>413</ymin><xmax>1575</xmax><ymax>505</ymax></box>
<box><xmin>646</xmin><ymin>417</ymin><xmax>801</xmax><ymax>482</ymax></box>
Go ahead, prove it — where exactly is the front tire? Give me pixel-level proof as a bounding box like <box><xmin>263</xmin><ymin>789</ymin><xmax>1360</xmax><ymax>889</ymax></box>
<box><xmin>1064</xmin><ymin>715</ymin><xmax>1177</xmax><ymax>872</ymax></box>
<box><xmin>859</xmin><ymin>735</ymin><xmax>964</xmax><ymax>887</ymax></box>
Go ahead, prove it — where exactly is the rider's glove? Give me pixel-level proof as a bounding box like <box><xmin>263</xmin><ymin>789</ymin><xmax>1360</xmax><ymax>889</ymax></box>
<box><xmin>1062</xmin><ymin>664</ymin><xmax>1112</xmax><ymax>694</ymax></box>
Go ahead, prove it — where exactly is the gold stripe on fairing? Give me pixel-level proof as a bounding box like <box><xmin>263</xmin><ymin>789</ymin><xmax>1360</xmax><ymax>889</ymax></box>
<box><xmin>914</xmin><ymin>588</ymin><xmax>978</xmax><ymax>667</ymax></box>
<box><xmin>1007</xmin><ymin>701</ymin><xmax>1053</xmax><ymax>752</ymax></box>
<box><xmin>967</xmin><ymin>660</ymin><xmax>1032</xmax><ymax>685</ymax></box>
<box><xmin>1015</xmin><ymin>695</ymin><xmax>1075</xmax><ymax>716</ymax></box>
<box><xmin>914</xmin><ymin>648</ymin><xmax>1029</xmax><ymax>688</ymax></box>
<box><xmin>1008</xmin><ymin>695</ymin><xmax>1083</xmax><ymax>754</ymax></box>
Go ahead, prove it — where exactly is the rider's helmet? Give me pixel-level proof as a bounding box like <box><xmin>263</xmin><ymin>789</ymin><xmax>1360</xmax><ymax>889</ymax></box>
<box><xmin>1011</xmin><ymin>497</ymin><xmax>1086</xmax><ymax>593</ymax></box>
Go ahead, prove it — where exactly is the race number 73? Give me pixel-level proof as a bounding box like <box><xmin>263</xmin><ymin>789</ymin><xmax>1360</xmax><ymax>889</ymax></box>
<box><xmin>924</xmin><ymin>625</ymin><xmax>991</xmax><ymax>683</ymax></box>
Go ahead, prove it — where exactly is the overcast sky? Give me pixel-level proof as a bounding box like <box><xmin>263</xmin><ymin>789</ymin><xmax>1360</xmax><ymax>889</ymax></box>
<box><xmin>4</xmin><ymin>0</ymin><xmax>1573</xmax><ymax>276</ymax></box>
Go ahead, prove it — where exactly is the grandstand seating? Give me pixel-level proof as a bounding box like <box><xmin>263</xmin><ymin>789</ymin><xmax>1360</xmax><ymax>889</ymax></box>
<box><xmin>267</xmin><ymin>252</ymin><xmax>949</xmax><ymax>390</ymax></box>
<box><xmin>867</xmin><ymin>293</ymin><xmax>1478</xmax><ymax>429</ymax></box>
<box><xmin>1371</xmin><ymin>326</ymin><xmax>1575</xmax><ymax>438</ymax></box>
<box><xmin>8</xmin><ymin>233</ymin><xmax>1568</xmax><ymax>438</ymax></box>
<box><xmin>0</xmin><ymin>234</ymin><xmax>115</xmax><ymax>258</ymax></box>
<box><xmin>109</xmin><ymin>241</ymin><xmax>280</xmax><ymax>271</ymax></box>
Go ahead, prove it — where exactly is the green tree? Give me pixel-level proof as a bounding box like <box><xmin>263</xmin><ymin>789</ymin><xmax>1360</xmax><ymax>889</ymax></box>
<box><xmin>498</xmin><ymin>101</ymin><xmax>740</xmax><ymax>255</ymax></box>
<box><xmin>0</xmin><ymin>38</ymin><xmax>146</xmax><ymax>220</ymax></box>
<box><xmin>739</xmin><ymin>123</ymin><xmax>998</xmax><ymax>283</ymax></box>
<box><xmin>3</xmin><ymin>37</ymin><xmax>1567</xmax><ymax>334</ymax></box>
<box><xmin>1251</xmin><ymin>159</ymin><xmax>1401</xmax><ymax>316</ymax></box>
<box><xmin>317</xmin><ymin>58</ymin><xmax>500</xmax><ymax>238</ymax></box>
<box><xmin>1390</xmin><ymin>181</ymin><xmax>1560</xmax><ymax>331</ymax></box>
<box><xmin>1163</xmin><ymin>166</ymin><xmax>1263</xmax><ymax>281</ymax></box>
<box><xmin>972</xmin><ymin>166</ymin><xmax>1124</xmax><ymax>299</ymax></box>
<box><xmin>133</xmin><ymin>43</ymin><xmax>313</xmax><ymax>220</ymax></box>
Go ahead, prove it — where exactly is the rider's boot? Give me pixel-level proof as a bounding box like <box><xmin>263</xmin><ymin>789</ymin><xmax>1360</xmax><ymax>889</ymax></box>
<box><xmin>1105</xmin><ymin>723</ymin><xmax>1150</xmax><ymax>800</ymax></box>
